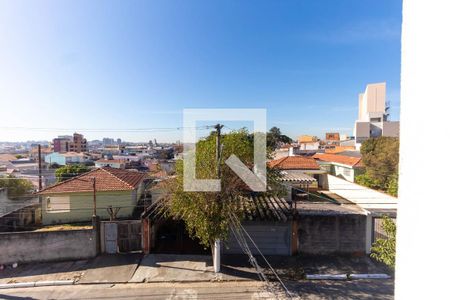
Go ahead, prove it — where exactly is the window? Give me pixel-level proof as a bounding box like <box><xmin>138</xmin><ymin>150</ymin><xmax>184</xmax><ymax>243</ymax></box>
<box><xmin>46</xmin><ymin>196</ymin><xmax>70</xmax><ymax>213</ymax></box>
<box><xmin>343</xmin><ymin>168</ymin><xmax>351</xmax><ymax>176</ymax></box>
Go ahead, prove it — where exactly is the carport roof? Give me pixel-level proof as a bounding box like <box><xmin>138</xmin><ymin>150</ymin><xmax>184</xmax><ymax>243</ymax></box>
<box><xmin>278</xmin><ymin>170</ymin><xmax>317</xmax><ymax>184</ymax></box>
<box><xmin>143</xmin><ymin>194</ymin><xmax>293</xmax><ymax>222</ymax></box>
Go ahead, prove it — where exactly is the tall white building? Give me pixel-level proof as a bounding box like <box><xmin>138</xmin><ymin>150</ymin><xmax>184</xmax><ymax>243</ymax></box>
<box><xmin>354</xmin><ymin>82</ymin><xmax>399</xmax><ymax>150</ymax></box>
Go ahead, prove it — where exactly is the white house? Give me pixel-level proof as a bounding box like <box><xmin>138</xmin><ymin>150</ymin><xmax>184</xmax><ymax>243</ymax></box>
<box><xmin>95</xmin><ymin>159</ymin><xmax>126</xmax><ymax>169</ymax></box>
<box><xmin>313</xmin><ymin>153</ymin><xmax>364</xmax><ymax>182</ymax></box>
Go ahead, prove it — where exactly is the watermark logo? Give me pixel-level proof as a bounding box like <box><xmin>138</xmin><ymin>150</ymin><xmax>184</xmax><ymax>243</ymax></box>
<box><xmin>183</xmin><ymin>109</ymin><xmax>267</xmax><ymax>192</ymax></box>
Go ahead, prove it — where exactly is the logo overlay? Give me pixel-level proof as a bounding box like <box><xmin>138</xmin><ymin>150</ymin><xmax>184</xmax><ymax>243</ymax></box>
<box><xmin>183</xmin><ymin>109</ymin><xmax>267</xmax><ymax>192</ymax></box>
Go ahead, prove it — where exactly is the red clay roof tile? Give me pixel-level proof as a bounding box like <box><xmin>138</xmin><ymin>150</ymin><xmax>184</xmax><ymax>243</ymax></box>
<box><xmin>312</xmin><ymin>153</ymin><xmax>364</xmax><ymax>167</ymax></box>
<box><xmin>268</xmin><ymin>156</ymin><xmax>320</xmax><ymax>170</ymax></box>
<box><xmin>38</xmin><ymin>167</ymin><xmax>147</xmax><ymax>194</ymax></box>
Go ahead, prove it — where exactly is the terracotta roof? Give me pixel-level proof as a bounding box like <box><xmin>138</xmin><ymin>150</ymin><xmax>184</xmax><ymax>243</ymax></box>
<box><xmin>0</xmin><ymin>154</ymin><xmax>17</xmax><ymax>161</ymax></box>
<box><xmin>38</xmin><ymin>167</ymin><xmax>147</xmax><ymax>194</ymax></box>
<box><xmin>324</xmin><ymin>146</ymin><xmax>356</xmax><ymax>154</ymax></box>
<box><xmin>96</xmin><ymin>159</ymin><xmax>125</xmax><ymax>164</ymax></box>
<box><xmin>149</xmin><ymin>169</ymin><xmax>169</xmax><ymax>179</ymax></box>
<box><xmin>268</xmin><ymin>156</ymin><xmax>320</xmax><ymax>170</ymax></box>
<box><xmin>313</xmin><ymin>153</ymin><xmax>364</xmax><ymax>167</ymax></box>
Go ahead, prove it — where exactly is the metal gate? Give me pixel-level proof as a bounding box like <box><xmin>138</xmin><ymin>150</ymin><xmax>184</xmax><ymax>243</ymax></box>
<box><xmin>223</xmin><ymin>222</ymin><xmax>291</xmax><ymax>256</ymax></box>
<box><xmin>102</xmin><ymin>220</ymin><xmax>142</xmax><ymax>254</ymax></box>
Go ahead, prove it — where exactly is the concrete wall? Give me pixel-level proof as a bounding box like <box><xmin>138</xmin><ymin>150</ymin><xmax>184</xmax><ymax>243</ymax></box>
<box><xmin>297</xmin><ymin>215</ymin><xmax>366</xmax><ymax>254</ymax></box>
<box><xmin>382</xmin><ymin>121</ymin><xmax>400</xmax><ymax>137</ymax></box>
<box><xmin>42</xmin><ymin>191</ymin><xmax>137</xmax><ymax>225</ymax></box>
<box><xmin>0</xmin><ymin>229</ymin><xmax>97</xmax><ymax>265</ymax></box>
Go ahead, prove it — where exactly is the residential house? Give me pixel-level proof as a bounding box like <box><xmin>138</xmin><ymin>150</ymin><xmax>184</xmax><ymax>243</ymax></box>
<box><xmin>38</xmin><ymin>167</ymin><xmax>148</xmax><ymax>225</ymax></box>
<box><xmin>95</xmin><ymin>159</ymin><xmax>126</xmax><ymax>169</ymax></box>
<box><xmin>0</xmin><ymin>154</ymin><xmax>17</xmax><ymax>162</ymax></box>
<box><xmin>298</xmin><ymin>135</ymin><xmax>318</xmax><ymax>143</ymax></box>
<box><xmin>29</xmin><ymin>145</ymin><xmax>53</xmax><ymax>162</ymax></box>
<box><xmin>268</xmin><ymin>155</ymin><xmax>326</xmax><ymax>190</ymax></box>
<box><xmin>143</xmin><ymin>178</ymin><xmax>368</xmax><ymax>256</ymax></box>
<box><xmin>313</xmin><ymin>153</ymin><xmax>364</xmax><ymax>182</ymax></box>
<box><xmin>45</xmin><ymin>152</ymin><xmax>89</xmax><ymax>166</ymax></box>
<box><xmin>140</xmin><ymin>155</ymin><xmax>387</xmax><ymax>257</ymax></box>
<box><xmin>324</xmin><ymin>146</ymin><xmax>356</xmax><ymax>154</ymax></box>
<box><xmin>298</xmin><ymin>140</ymin><xmax>320</xmax><ymax>151</ymax></box>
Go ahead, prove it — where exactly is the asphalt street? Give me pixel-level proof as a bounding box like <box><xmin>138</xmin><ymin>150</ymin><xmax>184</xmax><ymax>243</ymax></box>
<box><xmin>0</xmin><ymin>279</ymin><xmax>394</xmax><ymax>300</ymax></box>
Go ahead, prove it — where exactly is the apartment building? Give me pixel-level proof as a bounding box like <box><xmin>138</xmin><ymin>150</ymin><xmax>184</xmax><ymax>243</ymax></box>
<box><xmin>354</xmin><ymin>82</ymin><xmax>399</xmax><ymax>150</ymax></box>
<box><xmin>52</xmin><ymin>133</ymin><xmax>87</xmax><ymax>153</ymax></box>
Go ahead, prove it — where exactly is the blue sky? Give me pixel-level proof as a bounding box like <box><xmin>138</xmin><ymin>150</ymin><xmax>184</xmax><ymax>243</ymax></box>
<box><xmin>0</xmin><ymin>0</ymin><xmax>402</xmax><ymax>142</ymax></box>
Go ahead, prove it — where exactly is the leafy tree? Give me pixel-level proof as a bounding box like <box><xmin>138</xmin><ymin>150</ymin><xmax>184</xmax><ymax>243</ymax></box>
<box><xmin>55</xmin><ymin>164</ymin><xmax>90</xmax><ymax>182</ymax></box>
<box><xmin>371</xmin><ymin>216</ymin><xmax>396</xmax><ymax>269</ymax></box>
<box><xmin>15</xmin><ymin>154</ymin><xmax>24</xmax><ymax>159</ymax></box>
<box><xmin>267</xmin><ymin>126</ymin><xmax>293</xmax><ymax>152</ymax></box>
<box><xmin>0</xmin><ymin>175</ymin><xmax>35</xmax><ymax>199</ymax></box>
<box><xmin>387</xmin><ymin>174</ymin><xmax>398</xmax><ymax>197</ymax></box>
<box><xmin>358</xmin><ymin>137</ymin><xmax>399</xmax><ymax>194</ymax></box>
<box><xmin>162</xmin><ymin>129</ymin><xmax>285</xmax><ymax>251</ymax></box>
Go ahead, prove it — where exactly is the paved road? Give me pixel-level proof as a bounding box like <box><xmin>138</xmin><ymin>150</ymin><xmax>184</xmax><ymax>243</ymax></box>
<box><xmin>0</xmin><ymin>280</ymin><xmax>394</xmax><ymax>300</ymax></box>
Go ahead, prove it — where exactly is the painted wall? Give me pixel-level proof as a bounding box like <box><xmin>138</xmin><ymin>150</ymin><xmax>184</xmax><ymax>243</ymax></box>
<box><xmin>95</xmin><ymin>161</ymin><xmax>125</xmax><ymax>169</ymax></box>
<box><xmin>0</xmin><ymin>229</ymin><xmax>96</xmax><ymax>265</ymax></box>
<box><xmin>317</xmin><ymin>161</ymin><xmax>363</xmax><ymax>183</ymax></box>
<box><xmin>44</xmin><ymin>153</ymin><xmax>67</xmax><ymax>165</ymax></box>
<box><xmin>41</xmin><ymin>191</ymin><xmax>137</xmax><ymax>225</ymax></box>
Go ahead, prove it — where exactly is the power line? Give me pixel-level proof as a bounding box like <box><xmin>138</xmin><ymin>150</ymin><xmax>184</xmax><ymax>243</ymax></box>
<box><xmin>0</xmin><ymin>125</ymin><xmax>215</xmax><ymax>133</ymax></box>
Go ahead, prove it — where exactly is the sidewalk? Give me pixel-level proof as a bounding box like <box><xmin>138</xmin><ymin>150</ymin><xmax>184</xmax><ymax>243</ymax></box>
<box><xmin>0</xmin><ymin>253</ymin><xmax>391</xmax><ymax>286</ymax></box>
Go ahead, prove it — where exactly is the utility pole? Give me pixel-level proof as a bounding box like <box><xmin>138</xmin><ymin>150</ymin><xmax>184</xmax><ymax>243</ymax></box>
<box><xmin>214</xmin><ymin>124</ymin><xmax>224</xmax><ymax>180</ymax></box>
<box><xmin>38</xmin><ymin>144</ymin><xmax>42</xmax><ymax>191</ymax></box>
<box><xmin>90</xmin><ymin>176</ymin><xmax>100</xmax><ymax>254</ymax></box>
<box><xmin>92</xmin><ymin>177</ymin><xmax>97</xmax><ymax>216</ymax></box>
<box><xmin>213</xmin><ymin>123</ymin><xmax>223</xmax><ymax>273</ymax></box>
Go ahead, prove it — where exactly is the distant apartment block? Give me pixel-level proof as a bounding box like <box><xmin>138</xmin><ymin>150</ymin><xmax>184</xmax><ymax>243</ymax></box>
<box><xmin>354</xmin><ymin>82</ymin><xmax>399</xmax><ymax>150</ymax></box>
<box><xmin>298</xmin><ymin>135</ymin><xmax>318</xmax><ymax>143</ymax></box>
<box><xmin>325</xmin><ymin>132</ymin><xmax>340</xmax><ymax>142</ymax></box>
<box><xmin>53</xmin><ymin>133</ymin><xmax>87</xmax><ymax>153</ymax></box>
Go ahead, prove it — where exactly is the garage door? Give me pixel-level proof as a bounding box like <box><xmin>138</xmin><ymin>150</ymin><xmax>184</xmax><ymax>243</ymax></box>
<box><xmin>223</xmin><ymin>222</ymin><xmax>291</xmax><ymax>256</ymax></box>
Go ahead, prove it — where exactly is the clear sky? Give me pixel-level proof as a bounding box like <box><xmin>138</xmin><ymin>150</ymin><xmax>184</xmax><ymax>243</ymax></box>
<box><xmin>0</xmin><ymin>0</ymin><xmax>402</xmax><ymax>143</ymax></box>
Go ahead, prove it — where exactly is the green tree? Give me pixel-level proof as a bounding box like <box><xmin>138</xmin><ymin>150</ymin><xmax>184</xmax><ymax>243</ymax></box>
<box><xmin>267</xmin><ymin>126</ymin><xmax>293</xmax><ymax>152</ymax></box>
<box><xmin>0</xmin><ymin>175</ymin><xmax>35</xmax><ymax>199</ymax></box>
<box><xmin>387</xmin><ymin>174</ymin><xmax>398</xmax><ymax>197</ymax></box>
<box><xmin>371</xmin><ymin>216</ymin><xmax>396</xmax><ymax>269</ymax></box>
<box><xmin>358</xmin><ymin>137</ymin><xmax>399</xmax><ymax>194</ymax></box>
<box><xmin>55</xmin><ymin>164</ymin><xmax>90</xmax><ymax>182</ymax></box>
<box><xmin>162</xmin><ymin>129</ymin><xmax>285</xmax><ymax>250</ymax></box>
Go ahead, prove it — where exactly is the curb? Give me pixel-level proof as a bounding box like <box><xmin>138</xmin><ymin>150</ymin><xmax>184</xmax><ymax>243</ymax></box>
<box><xmin>0</xmin><ymin>280</ymin><xmax>74</xmax><ymax>289</ymax></box>
<box><xmin>349</xmin><ymin>274</ymin><xmax>391</xmax><ymax>280</ymax></box>
<box><xmin>306</xmin><ymin>274</ymin><xmax>348</xmax><ymax>280</ymax></box>
<box><xmin>306</xmin><ymin>273</ymin><xmax>391</xmax><ymax>280</ymax></box>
